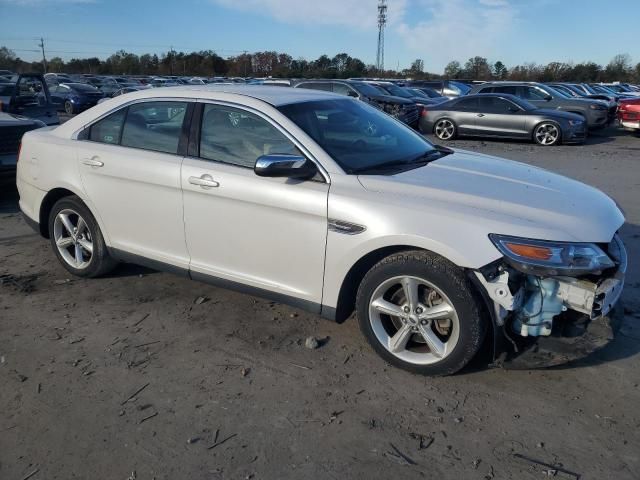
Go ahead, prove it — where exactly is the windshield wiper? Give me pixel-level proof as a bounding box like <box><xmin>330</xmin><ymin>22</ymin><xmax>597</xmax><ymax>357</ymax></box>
<box><xmin>351</xmin><ymin>146</ymin><xmax>453</xmax><ymax>175</ymax></box>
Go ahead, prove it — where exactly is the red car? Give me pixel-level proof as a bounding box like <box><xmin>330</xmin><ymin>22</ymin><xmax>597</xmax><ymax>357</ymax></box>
<box><xmin>618</xmin><ymin>98</ymin><xmax>640</xmax><ymax>131</ymax></box>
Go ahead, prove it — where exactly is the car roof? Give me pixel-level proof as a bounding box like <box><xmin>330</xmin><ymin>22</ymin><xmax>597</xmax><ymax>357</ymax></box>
<box><xmin>132</xmin><ymin>84</ymin><xmax>339</xmax><ymax>106</ymax></box>
<box><xmin>52</xmin><ymin>85</ymin><xmax>343</xmax><ymax>139</ymax></box>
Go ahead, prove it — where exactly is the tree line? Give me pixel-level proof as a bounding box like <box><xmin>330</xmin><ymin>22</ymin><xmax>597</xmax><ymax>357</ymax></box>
<box><xmin>1</xmin><ymin>46</ymin><xmax>639</xmax><ymax>83</ymax></box>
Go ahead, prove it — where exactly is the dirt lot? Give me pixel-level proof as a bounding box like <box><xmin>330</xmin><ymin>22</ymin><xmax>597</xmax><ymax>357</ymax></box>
<box><xmin>1</xmin><ymin>126</ymin><xmax>639</xmax><ymax>480</ymax></box>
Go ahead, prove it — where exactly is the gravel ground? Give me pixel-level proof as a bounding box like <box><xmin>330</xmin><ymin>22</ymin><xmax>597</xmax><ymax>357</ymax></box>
<box><xmin>1</xmin><ymin>125</ymin><xmax>639</xmax><ymax>480</ymax></box>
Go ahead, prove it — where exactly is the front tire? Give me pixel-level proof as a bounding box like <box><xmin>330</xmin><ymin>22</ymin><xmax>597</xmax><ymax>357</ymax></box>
<box><xmin>48</xmin><ymin>196</ymin><xmax>117</xmax><ymax>278</ymax></box>
<box><xmin>533</xmin><ymin>122</ymin><xmax>562</xmax><ymax>146</ymax></box>
<box><xmin>356</xmin><ymin>251</ymin><xmax>485</xmax><ymax>376</ymax></box>
<box><xmin>64</xmin><ymin>100</ymin><xmax>75</xmax><ymax>115</ymax></box>
<box><xmin>433</xmin><ymin>118</ymin><xmax>457</xmax><ymax>141</ymax></box>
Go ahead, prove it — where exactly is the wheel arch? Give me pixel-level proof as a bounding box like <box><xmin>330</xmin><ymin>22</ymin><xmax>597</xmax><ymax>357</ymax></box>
<box><xmin>328</xmin><ymin>245</ymin><xmax>422</xmax><ymax>323</ymax></box>
<box><xmin>38</xmin><ymin>187</ymin><xmax>97</xmax><ymax>239</ymax></box>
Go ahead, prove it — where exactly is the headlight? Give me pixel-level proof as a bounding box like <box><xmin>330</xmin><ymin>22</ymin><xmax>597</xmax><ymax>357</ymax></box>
<box><xmin>568</xmin><ymin>119</ymin><xmax>583</xmax><ymax>126</ymax></box>
<box><xmin>489</xmin><ymin>234</ymin><xmax>615</xmax><ymax>276</ymax></box>
<box><xmin>589</xmin><ymin>103</ymin><xmax>606</xmax><ymax>110</ymax></box>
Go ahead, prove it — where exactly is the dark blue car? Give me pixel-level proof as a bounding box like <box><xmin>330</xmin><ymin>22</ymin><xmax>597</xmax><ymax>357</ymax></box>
<box><xmin>49</xmin><ymin>82</ymin><xmax>104</xmax><ymax>114</ymax></box>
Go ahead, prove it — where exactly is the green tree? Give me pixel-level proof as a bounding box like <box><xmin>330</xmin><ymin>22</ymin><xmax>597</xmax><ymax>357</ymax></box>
<box><xmin>463</xmin><ymin>56</ymin><xmax>492</xmax><ymax>80</ymax></box>
<box><xmin>444</xmin><ymin>60</ymin><xmax>462</xmax><ymax>79</ymax></box>
<box><xmin>493</xmin><ymin>61</ymin><xmax>508</xmax><ymax>79</ymax></box>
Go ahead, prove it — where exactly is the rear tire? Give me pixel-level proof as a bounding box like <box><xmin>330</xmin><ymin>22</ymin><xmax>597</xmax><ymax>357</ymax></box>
<box><xmin>356</xmin><ymin>250</ymin><xmax>486</xmax><ymax>376</ymax></box>
<box><xmin>48</xmin><ymin>196</ymin><xmax>117</xmax><ymax>278</ymax></box>
<box><xmin>433</xmin><ymin>118</ymin><xmax>457</xmax><ymax>141</ymax></box>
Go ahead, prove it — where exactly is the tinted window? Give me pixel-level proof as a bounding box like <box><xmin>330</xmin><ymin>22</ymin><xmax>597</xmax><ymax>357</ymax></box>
<box><xmin>89</xmin><ymin>109</ymin><xmax>126</xmax><ymax>144</ymax></box>
<box><xmin>522</xmin><ymin>86</ymin><xmax>549</xmax><ymax>100</ymax></box>
<box><xmin>455</xmin><ymin>97</ymin><xmax>479</xmax><ymax>110</ymax></box>
<box><xmin>492</xmin><ymin>86</ymin><xmax>518</xmax><ymax>95</ymax></box>
<box><xmin>333</xmin><ymin>83</ymin><xmax>356</xmax><ymax>97</ymax></box>
<box><xmin>478</xmin><ymin>96</ymin><xmax>518</xmax><ymax>113</ymax></box>
<box><xmin>351</xmin><ymin>82</ymin><xmax>385</xmax><ymax>97</ymax></box>
<box><xmin>297</xmin><ymin>82</ymin><xmax>331</xmax><ymax>92</ymax></box>
<box><xmin>120</xmin><ymin>101</ymin><xmax>187</xmax><ymax>154</ymax></box>
<box><xmin>200</xmin><ymin>104</ymin><xmax>301</xmax><ymax>168</ymax></box>
<box><xmin>278</xmin><ymin>99</ymin><xmax>436</xmax><ymax>174</ymax></box>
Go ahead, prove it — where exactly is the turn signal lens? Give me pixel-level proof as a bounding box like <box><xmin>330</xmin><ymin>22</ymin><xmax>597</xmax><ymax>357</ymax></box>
<box><xmin>504</xmin><ymin>243</ymin><xmax>553</xmax><ymax>260</ymax></box>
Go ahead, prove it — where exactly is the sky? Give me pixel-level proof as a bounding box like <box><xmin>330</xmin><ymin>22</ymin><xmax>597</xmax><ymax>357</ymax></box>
<box><xmin>1</xmin><ymin>0</ymin><xmax>639</xmax><ymax>73</ymax></box>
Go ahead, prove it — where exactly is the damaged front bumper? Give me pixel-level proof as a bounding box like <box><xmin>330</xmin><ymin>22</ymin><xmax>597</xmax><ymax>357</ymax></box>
<box><xmin>474</xmin><ymin>234</ymin><xmax>627</xmax><ymax>368</ymax></box>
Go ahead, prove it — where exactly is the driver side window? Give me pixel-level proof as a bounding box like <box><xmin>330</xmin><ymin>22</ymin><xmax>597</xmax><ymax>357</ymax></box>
<box><xmin>199</xmin><ymin>104</ymin><xmax>301</xmax><ymax>168</ymax></box>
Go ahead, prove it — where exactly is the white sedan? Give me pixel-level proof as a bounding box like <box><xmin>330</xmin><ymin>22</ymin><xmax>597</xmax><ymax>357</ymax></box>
<box><xmin>16</xmin><ymin>85</ymin><xmax>626</xmax><ymax>375</ymax></box>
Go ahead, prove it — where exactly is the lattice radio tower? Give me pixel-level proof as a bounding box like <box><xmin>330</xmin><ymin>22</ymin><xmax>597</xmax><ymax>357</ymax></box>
<box><xmin>376</xmin><ymin>0</ymin><xmax>387</xmax><ymax>72</ymax></box>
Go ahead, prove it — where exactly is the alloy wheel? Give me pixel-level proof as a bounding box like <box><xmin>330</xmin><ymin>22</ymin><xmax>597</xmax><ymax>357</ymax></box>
<box><xmin>435</xmin><ymin>120</ymin><xmax>455</xmax><ymax>140</ymax></box>
<box><xmin>535</xmin><ymin>123</ymin><xmax>560</xmax><ymax>145</ymax></box>
<box><xmin>368</xmin><ymin>275</ymin><xmax>460</xmax><ymax>365</ymax></box>
<box><xmin>64</xmin><ymin>100</ymin><xmax>74</xmax><ymax>115</ymax></box>
<box><xmin>53</xmin><ymin>209</ymin><xmax>94</xmax><ymax>270</ymax></box>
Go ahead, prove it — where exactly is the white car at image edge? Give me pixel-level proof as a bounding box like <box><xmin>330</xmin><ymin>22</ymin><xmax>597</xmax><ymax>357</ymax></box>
<box><xmin>16</xmin><ymin>85</ymin><xmax>627</xmax><ymax>375</ymax></box>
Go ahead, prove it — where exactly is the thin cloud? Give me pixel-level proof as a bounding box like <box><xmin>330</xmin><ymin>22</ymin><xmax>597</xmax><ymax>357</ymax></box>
<box><xmin>396</xmin><ymin>0</ymin><xmax>518</xmax><ymax>70</ymax></box>
<box><xmin>211</xmin><ymin>0</ymin><xmax>407</xmax><ymax>29</ymax></box>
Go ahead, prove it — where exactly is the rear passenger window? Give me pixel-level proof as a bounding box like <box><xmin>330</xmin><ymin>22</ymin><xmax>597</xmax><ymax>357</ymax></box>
<box><xmin>493</xmin><ymin>86</ymin><xmax>518</xmax><ymax>95</ymax></box>
<box><xmin>121</xmin><ymin>101</ymin><xmax>187</xmax><ymax>154</ymax></box>
<box><xmin>455</xmin><ymin>98</ymin><xmax>479</xmax><ymax>110</ymax></box>
<box><xmin>199</xmin><ymin>104</ymin><xmax>301</xmax><ymax>168</ymax></box>
<box><xmin>89</xmin><ymin>109</ymin><xmax>126</xmax><ymax>144</ymax></box>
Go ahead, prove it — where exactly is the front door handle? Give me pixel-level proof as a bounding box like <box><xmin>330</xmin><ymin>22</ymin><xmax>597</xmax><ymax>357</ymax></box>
<box><xmin>477</xmin><ymin>113</ymin><xmax>486</xmax><ymax>117</ymax></box>
<box><xmin>82</xmin><ymin>157</ymin><xmax>104</xmax><ymax>167</ymax></box>
<box><xmin>189</xmin><ymin>174</ymin><xmax>220</xmax><ymax>189</ymax></box>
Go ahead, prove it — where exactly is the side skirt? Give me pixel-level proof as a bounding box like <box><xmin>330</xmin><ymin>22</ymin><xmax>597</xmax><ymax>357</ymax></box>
<box><xmin>109</xmin><ymin>248</ymin><xmax>329</xmax><ymax>318</ymax></box>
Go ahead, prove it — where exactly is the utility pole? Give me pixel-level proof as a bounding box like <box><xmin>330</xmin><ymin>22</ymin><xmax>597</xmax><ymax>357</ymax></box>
<box><xmin>376</xmin><ymin>0</ymin><xmax>387</xmax><ymax>73</ymax></box>
<box><xmin>38</xmin><ymin>37</ymin><xmax>47</xmax><ymax>73</ymax></box>
<box><xmin>243</xmin><ymin>50</ymin><xmax>248</xmax><ymax>78</ymax></box>
<box><xmin>169</xmin><ymin>45</ymin><xmax>174</xmax><ymax>75</ymax></box>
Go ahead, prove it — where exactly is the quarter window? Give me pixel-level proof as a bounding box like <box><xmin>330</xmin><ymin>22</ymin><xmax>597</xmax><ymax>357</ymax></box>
<box><xmin>120</xmin><ymin>101</ymin><xmax>187</xmax><ymax>154</ymax></box>
<box><xmin>455</xmin><ymin>97</ymin><xmax>479</xmax><ymax>110</ymax></box>
<box><xmin>199</xmin><ymin>104</ymin><xmax>301</xmax><ymax>168</ymax></box>
<box><xmin>89</xmin><ymin>109</ymin><xmax>126</xmax><ymax>145</ymax></box>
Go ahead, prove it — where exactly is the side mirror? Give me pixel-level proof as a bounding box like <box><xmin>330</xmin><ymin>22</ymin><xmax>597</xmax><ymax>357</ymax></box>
<box><xmin>544</xmin><ymin>95</ymin><xmax>552</xmax><ymax>101</ymax></box>
<box><xmin>347</xmin><ymin>90</ymin><xmax>359</xmax><ymax>98</ymax></box>
<box><xmin>255</xmin><ymin>154</ymin><xmax>317</xmax><ymax>180</ymax></box>
<box><xmin>508</xmin><ymin>106</ymin><xmax>520</xmax><ymax>113</ymax></box>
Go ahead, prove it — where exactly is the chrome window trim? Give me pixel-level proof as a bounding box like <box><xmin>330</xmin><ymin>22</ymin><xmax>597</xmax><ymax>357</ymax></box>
<box><xmin>70</xmin><ymin>97</ymin><xmax>198</xmax><ymax>140</ymax></box>
<box><xmin>192</xmin><ymin>99</ymin><xmax>331</xmax><ymax>184</ymax></box>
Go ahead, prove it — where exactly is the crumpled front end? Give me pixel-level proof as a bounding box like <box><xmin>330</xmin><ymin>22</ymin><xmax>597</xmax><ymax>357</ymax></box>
<box><xmin>474</xmin><ymin>234</ymin><xmax>627</xmax><ymax>368</ymax></box>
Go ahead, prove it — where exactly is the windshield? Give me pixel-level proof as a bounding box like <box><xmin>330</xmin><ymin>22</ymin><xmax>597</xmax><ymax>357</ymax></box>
<box><xmin>450</xmin><ymin>81</ymin><xmax>471</xmax><ymax>94</ymax></box>
<box><xmin>379</xmin><ymin>83</ymin><xmax>413</xmax><ymax>98</ymax></box>
<box><xmin>278</xmin><ymin>99</ymin><xmax>438</xmax><ymax>174</ymax></box>
<box><xmin>351</xmin><ymin>82</ymin><xmax>385</xmax><ymax>97</ymax></box>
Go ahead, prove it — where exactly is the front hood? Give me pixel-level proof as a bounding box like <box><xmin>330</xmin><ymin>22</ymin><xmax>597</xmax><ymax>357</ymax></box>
<box><xmin>358</xmin><ymin>149</ymin><xmax>624</xmax><ymax>243</ymax></box>
<box><xmin>367</xmin><ymin>94</ymin><xmax>413</xmax><ymax>105</ymax></box>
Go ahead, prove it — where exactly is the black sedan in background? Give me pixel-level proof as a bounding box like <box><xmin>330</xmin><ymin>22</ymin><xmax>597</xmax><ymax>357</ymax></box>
<box><xmin>420</xmin><ymin>93</ymin><xmax>586</xmax><ymax>146</ymax></box>
<box><xmin>49</xmin><ymin>83</ymin><xmax>104</xmax><ymax>114</ymax></box>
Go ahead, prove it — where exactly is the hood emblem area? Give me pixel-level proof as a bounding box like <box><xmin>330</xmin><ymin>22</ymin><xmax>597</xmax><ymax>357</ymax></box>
<box><xmin>328</xmin><ymin>219</ymin><xmax>367</xmax><ymax>235</ymax></box>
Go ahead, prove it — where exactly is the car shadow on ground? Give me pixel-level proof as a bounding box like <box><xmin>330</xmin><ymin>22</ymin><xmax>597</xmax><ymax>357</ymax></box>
<box><xmin>0</xmin><ymin>180</ymin><xmax>19</xmax><ymax>214</ymax></box>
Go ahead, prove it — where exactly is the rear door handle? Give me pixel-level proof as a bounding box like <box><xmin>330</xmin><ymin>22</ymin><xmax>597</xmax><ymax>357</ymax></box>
<box><xmin>189</xmin><ymin>174</ymin><xmax>219</xmax><ymax>188</ymax></box>
<box><xmin>82</xmin><ymin>157</ymin><xmax>104</xmax><ymax>167</ymax></box>
<box><xmin>477</xmin><ymin>113</ymin><xmax>486</xmax><ymax>117</ymax></box>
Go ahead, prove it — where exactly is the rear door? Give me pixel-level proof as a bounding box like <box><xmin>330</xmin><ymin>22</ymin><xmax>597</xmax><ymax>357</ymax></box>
<box><xmin>76</xmin><ymin>100</ymin><xmax>192</xmax><ymax>269</ymax></box>
<box><xmin>181</xmin><ymin>102</ymin><xmax>329</xmax><ymax>306</ymax></box>
<box><xmin>474</xmin><ymin>96</ymin><xmax>527</xmax><ymax>137</ymax></box>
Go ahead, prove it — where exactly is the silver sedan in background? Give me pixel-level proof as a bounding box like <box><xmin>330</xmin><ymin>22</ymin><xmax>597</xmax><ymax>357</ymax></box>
<box><xmin>420</xmin><ymin>93</ymin><xmax>587</xmax><ymax>146</ymax></box>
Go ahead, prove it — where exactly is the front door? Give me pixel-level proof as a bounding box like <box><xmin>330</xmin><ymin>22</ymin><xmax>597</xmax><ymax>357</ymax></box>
<box><xmin>181</xmin><ymin>103</ymin><xmax>329</xmax><ymax>306</ymax></box>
